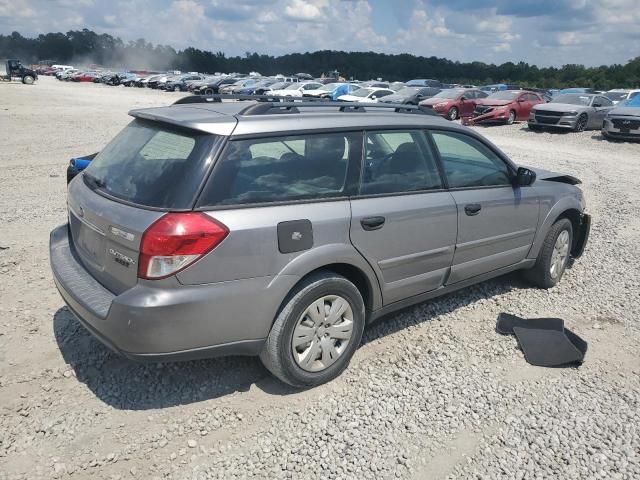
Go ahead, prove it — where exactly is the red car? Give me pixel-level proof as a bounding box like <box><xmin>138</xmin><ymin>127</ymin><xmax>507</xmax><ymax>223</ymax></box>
<box><xmin>419</xmin><ymin>88</ymin><xmax>488</xmax><ymax>120</ymax></box>
<box><xmin>463</xmin><ymin>90</ymin><xmax>545</xmax><ymax>125</ymax></box>
<box><xmin>71</xmin><ymin>72</ymin><xmax>99</xmax><ymax>82</ymax></box>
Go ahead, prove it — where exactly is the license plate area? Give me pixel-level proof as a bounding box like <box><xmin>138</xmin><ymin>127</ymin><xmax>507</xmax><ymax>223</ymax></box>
<box><xmin>69</xmin><ymin>211</ymin><xmax>106</xmax><ymax>267</ymax></box>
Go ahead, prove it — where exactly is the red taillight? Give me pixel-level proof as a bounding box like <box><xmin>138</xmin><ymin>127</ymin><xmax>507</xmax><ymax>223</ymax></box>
<box><xmin>138</xmin><ymin>213</ymin><xmax>229</xmax><ymax>280</ymax></box>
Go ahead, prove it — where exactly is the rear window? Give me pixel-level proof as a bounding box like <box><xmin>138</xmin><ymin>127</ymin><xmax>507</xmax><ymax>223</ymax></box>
<box><xmin>83</xmin><ymin>119</ymin><xmax>218</xmax><ymax>209</ymax></box>
<box><xmin>198</xmin><ymin>132</ymin><xmax>362</xmax><ymax>207</ymax></box>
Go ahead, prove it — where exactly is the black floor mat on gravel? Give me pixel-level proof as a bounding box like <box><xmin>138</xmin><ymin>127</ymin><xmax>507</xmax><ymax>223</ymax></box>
<box><xmin>497</xmin><ymin>313</ymin><xmax>587</xmax><ymax>367</ymax></box>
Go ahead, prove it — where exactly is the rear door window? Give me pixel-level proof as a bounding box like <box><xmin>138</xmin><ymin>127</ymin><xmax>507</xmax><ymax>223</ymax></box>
<box><xmin>198</xmin><ymin>132</ymin><xmax>362</xmax><ymax>207</ymax></box>
<box><xmin>360</xmin><ymin>130</ymin><xmax>443</xmax><ymax>195</ymax></box>
<box><xmin>83</xmin><ymin>119</ymin><xmax>218</xmax><ymax>209</ymax></box>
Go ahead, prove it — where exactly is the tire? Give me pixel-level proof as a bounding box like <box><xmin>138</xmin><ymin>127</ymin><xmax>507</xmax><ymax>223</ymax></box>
<box><xmin>22</xmin><ymin>75</ymin><xmax>34</xmax><ymax>85</ymax></box>
<box><xmin>525</xmin><ymin>218</ymin><xmax>573</xmax><ymax>289</ymax></box>
<box><xmin>506</xmin><ymin>110</ymin><xmax>516</xmax><ymax>125</ymax></box>
<box><xmin>260</xmin><ymin>271</ymin><xmax>366</xmax><ymax>388</ymax></box>
<box><xmin>447</xmin><ymin>106</ymin><xmax>458</xmax><ymax>121</ymax></box>
<box><xmin>574</xmin><ymin>114</ymin><xmax>588</xmax><ymax>132</ymax></box>
<box><xmin>204</xmin><ymin>88</ymin><xmax>213</xmax><ymax>95</ymax></box>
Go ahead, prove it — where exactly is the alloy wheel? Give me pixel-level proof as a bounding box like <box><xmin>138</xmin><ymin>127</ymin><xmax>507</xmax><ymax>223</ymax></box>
<box><xmin>291</xmin><ymin>295</ymin><xmax>354</xmax><ymax>372</ymax></box>
<box><xmin>550</xmin><ymin>230</ymin><xmax>570</xmax><ymax>279</ymax></box>
<box><xmin>576</xmin><ymin>114</ymin><xmax>588</xmax><ymax>132</ymax></box>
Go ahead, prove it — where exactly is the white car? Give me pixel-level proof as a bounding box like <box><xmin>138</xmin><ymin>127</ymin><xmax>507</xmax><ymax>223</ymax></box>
<box><xmin>606</xmin><ymin>89</ymin><xmax>640</xmax><ymax>105</ymax></box>
<box><xmin>302</xmin><ymin>82</ymin><xmax>360</xmax><ymax>99</ymax></box>
<box><xmin>337</xmin><ymin>87</ymin><xmax>394</xmax><ymax>103</ymax></box>
<box><xmin>270</xmin><ymin>82</ymin><xmax>323</xmax><ymax>97</ymax></box>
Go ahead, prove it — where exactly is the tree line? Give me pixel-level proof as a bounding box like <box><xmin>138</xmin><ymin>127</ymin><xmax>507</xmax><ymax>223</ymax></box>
<box><xmin>2</xmin><ymin>29</ymin><xmax>639</xmax><ymax>89</ymax></box>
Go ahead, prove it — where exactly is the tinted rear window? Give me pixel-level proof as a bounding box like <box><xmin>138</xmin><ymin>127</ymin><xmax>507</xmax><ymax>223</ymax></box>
<box><xmin>198</xmin><ymin>132</ymin><xmax>362</xmax><ymax>207</ymax></box>
<box><xmin>83</xmin><ymin>119</ymin><xmax>218</xmax><ymax>209</ymax></box>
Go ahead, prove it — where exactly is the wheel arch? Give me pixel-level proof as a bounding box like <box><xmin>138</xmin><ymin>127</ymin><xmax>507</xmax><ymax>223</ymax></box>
<box><xmin>528</xmin><ymin>199</ymin><xmax>584</xmax><ymax>259</ymax></box>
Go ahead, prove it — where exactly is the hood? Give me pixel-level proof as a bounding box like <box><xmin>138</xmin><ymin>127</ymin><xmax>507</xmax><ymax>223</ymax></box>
<box><xmin>475</xmin><ymin>99</ymin><xmax>513</xmax><ymax>107</ymax></box>
<box><xmin>534</xmin><ymin>103</ymin><xmax>589</xmax><ymax>113</ymax></box>
<box><xmin>420</xmin><ymin>97</ymin><xmax>453</xmax><ymax>106</ymax></box>
<box><xmin>529</xmin><ymin>167</ymin><xmax>581</xmax><ymax>185</ymax></box>
<box><xmin>607</xmin><ymin>106</ymin><xmax>640</xmax><ymax>117</ymax></box>
<box><xmin>338</xmin><ymin>94</ymin><xmax>366</xmax><ymax>102</ymax></box>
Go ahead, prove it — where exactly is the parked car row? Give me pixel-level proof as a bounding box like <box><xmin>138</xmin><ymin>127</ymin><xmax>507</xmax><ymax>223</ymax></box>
<box><xmin>53</xmin><ymin>66</ymin><xmax>640</xmax><ymax>141</ymax></box>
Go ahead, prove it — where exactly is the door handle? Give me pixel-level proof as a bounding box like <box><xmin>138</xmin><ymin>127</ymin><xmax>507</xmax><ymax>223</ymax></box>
<box><xmin>464</xmin><ymin>204</ymin><xmax>482</xmax><ymax>216</ymax></box>
<box><xmin>361</xmin><ymin>216</ymin><xmax>386</xmax><ymax>231</ymax></box>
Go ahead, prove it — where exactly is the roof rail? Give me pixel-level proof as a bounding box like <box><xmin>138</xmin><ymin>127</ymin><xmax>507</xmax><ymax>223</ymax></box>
<box><xmin>173</xmin><ymin>94</ymin><xmax>438</xmax><ymax>116</ymax></box>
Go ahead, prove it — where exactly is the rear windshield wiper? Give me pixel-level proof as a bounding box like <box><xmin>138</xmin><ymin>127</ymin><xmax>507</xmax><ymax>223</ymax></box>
<box><xmin>83</xmin><ymin>172</ymin><xmax>106</xmax><ymax>190</ymax></box>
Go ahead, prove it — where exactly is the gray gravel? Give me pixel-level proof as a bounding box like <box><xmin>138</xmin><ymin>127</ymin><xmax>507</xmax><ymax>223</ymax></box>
<box><xmin>1</xmin><ymin>78</ymin><xmax>639</xmax><ymax>479</ymax></box>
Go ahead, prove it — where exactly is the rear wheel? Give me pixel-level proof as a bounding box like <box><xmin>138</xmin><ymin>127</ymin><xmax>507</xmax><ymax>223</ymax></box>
<box><xmin>574</xmin><ymin>114</ymin><xmax>588</xmax><ymax>132</ymax></box>
<box><xmin>260</xmin><ymin>272</ymin><xmax>365</xmax><ymax>387</ymax></box>
<box><xmin>447</xmin><ymin>106</ymin><xmax>458</xmax><ymax>120</ymax></box>
<box><xmin>22</xmin><ymin>75</ymin><xmax>34</xmax><ymax>85</ymax></box>
<box><xmin>506</xmin><ymin>110</ymin><xmax>516</xmax><ymax>125</ymax></box>
<box><xmin>525</xmin><ymin>218</ymin><xmax>573</xmax><ymax>289</ymax></box>
<box><xmin>204</xmin><ymin>88</ymin><xmax>213</xmax><ymax>95</ymax></box>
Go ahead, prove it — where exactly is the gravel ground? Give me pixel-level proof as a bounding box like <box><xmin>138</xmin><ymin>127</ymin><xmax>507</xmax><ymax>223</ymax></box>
<box><xmin>1</xmin><ymin>77</ymin><xmax>639</xmax><ymax>480</ymax></box>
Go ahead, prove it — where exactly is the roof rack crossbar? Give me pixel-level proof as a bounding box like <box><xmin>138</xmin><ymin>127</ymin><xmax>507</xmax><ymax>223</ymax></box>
<box><xmin>172</xmin><ymin>94</ymin><xmax>438</xmax><ymax>116</ymax></box>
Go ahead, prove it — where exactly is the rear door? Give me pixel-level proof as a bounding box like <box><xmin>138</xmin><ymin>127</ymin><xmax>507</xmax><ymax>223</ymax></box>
<box><xmin>350</xmin><ymin>130</ymin><xmax>457</xmax><ymax>304</ymax></box>
<box><xmin>429</xmin><ymin>130</ymin><xmax>539</xmax><ymax>284</ymax></box>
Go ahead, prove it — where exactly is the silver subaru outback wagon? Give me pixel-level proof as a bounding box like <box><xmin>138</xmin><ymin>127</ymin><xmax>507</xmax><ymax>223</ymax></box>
<box><xmin>50</xmin><ymin>98</ymin><xmax>590</xmax><ymax>387</ymax></box>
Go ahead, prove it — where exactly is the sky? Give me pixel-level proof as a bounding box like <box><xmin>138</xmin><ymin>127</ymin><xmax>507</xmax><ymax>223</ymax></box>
<box><xmin>1</xmin><ymin>0</ymin><xmax>639</xmax><ymax>67</ymax></box>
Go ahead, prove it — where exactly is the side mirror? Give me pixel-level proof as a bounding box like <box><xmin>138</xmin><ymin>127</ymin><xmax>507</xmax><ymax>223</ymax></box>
<box><xmin>371</xmin><ymin>96</ymin><xmax>377</xmax><ymax>99</ymax></box>
<box><xmin>593</xmin><ymin>103</ymin><xmax>602</xmax><ymax>108</ymax></box>
<box><xmin>460</xmin><ymin>96</ymin><xmax>466</xmax><ymax>101</ymax></box>
<box><xmin>516</xmin><ymin>167</ymin><xmax>536</xmax><ymax>186</ymax></box>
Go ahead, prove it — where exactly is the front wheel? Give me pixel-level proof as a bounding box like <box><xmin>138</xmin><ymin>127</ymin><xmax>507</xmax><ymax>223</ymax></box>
<box><xmin>574</xmin><ymin>114</ymin><xmax>588</xmax><ymax>132</ymax></box>
<box><xmin>22</xmin><ymin>75</ymin><xmax>35</xmax><ymax>85</ymax></box>
<box><xmin>506</xmin><ymin>110</ymin><xmax>516</xmax><ymax>125</ymax></box>
<box><xmin>260</xmin><ymin>272</ymin><xmax>365</xmax><ymax>388</ymax></box>
<box><xmin>525</xmin><ymin>218</ymin><xmax>573</xmax><ymax>289</ymax></box>
<box><xmin>447</xmin><ymin>106</ymin><xmax>458</xmax><ymax>120</ymax></box>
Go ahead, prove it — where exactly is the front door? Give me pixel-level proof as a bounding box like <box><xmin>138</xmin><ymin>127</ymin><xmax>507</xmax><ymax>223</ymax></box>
<box><xmin>350</xmin><ymin>130</ymin><xmax>458</xmax><ymax>304</ymax></box>
<box><xmin>429</xmin><ymin>130</ymin><xmax>540</xmax><ymax>284</ymax></box>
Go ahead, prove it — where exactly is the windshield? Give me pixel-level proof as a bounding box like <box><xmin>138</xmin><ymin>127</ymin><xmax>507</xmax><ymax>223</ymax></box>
<box><xmin>488</xmin><ymin>91</ymin><xmax>519</xmax><ymax>101</ymax></box>
<box><xmin>623</xmin><ymin>95</ymin><xmax>640</xmax><ymax>107</ymax></box>
<box><xmin>433</xmin><ymin>89</ymin><xmax>463</xmax><ymax>99</ymax></box>
<box><xmin>606</xmin><ymin>92</ymin><xmax>629</xmax><ymax>102</ymax></box>
<box><xmin>352</xmin><ymin>88</ymin><xmax>374</xmax><ymax>98</ymax></box>
<box><xmin>395</xmin><ymin>87</ymin><xmax>420</xmax><ymax>96</ymax></box>
<box><xmin>552</xmin><ymin>95</ymin><xmax>592</xmax><ymax>106</ymax></box>
<box><xmin>84</xmin><ymin>119</ymin><xmax>219</xmax><ymax>209</ymax></box>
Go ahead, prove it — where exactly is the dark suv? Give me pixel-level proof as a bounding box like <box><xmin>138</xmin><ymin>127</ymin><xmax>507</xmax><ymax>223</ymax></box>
<box><xmin>50</xmin><ymin>99</ymin><xmax>590</xmax><ymax>387</ymax></box>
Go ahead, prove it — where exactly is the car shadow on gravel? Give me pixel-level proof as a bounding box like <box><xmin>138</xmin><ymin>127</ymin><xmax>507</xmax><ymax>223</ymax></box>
<box><xmin>362</xmin><ymin>272</ymin><xmax>526</xmax><ymax>345</ymax></box>
<box><xmin>53</xmin><ymin>308</ymin><xmax>295</xmax><ymax>410</ymax></box>
<box><xmin>53</xmin><ymin>272</ymin><xmax>526</xmax><ymax>409</ymax></box>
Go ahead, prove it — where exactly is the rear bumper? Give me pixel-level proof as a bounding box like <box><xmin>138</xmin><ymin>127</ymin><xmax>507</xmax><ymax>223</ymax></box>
<box><xmin>50</xmin><ymin>224</ymin><xmax>272</xmax><ymax>362</ymax></box>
